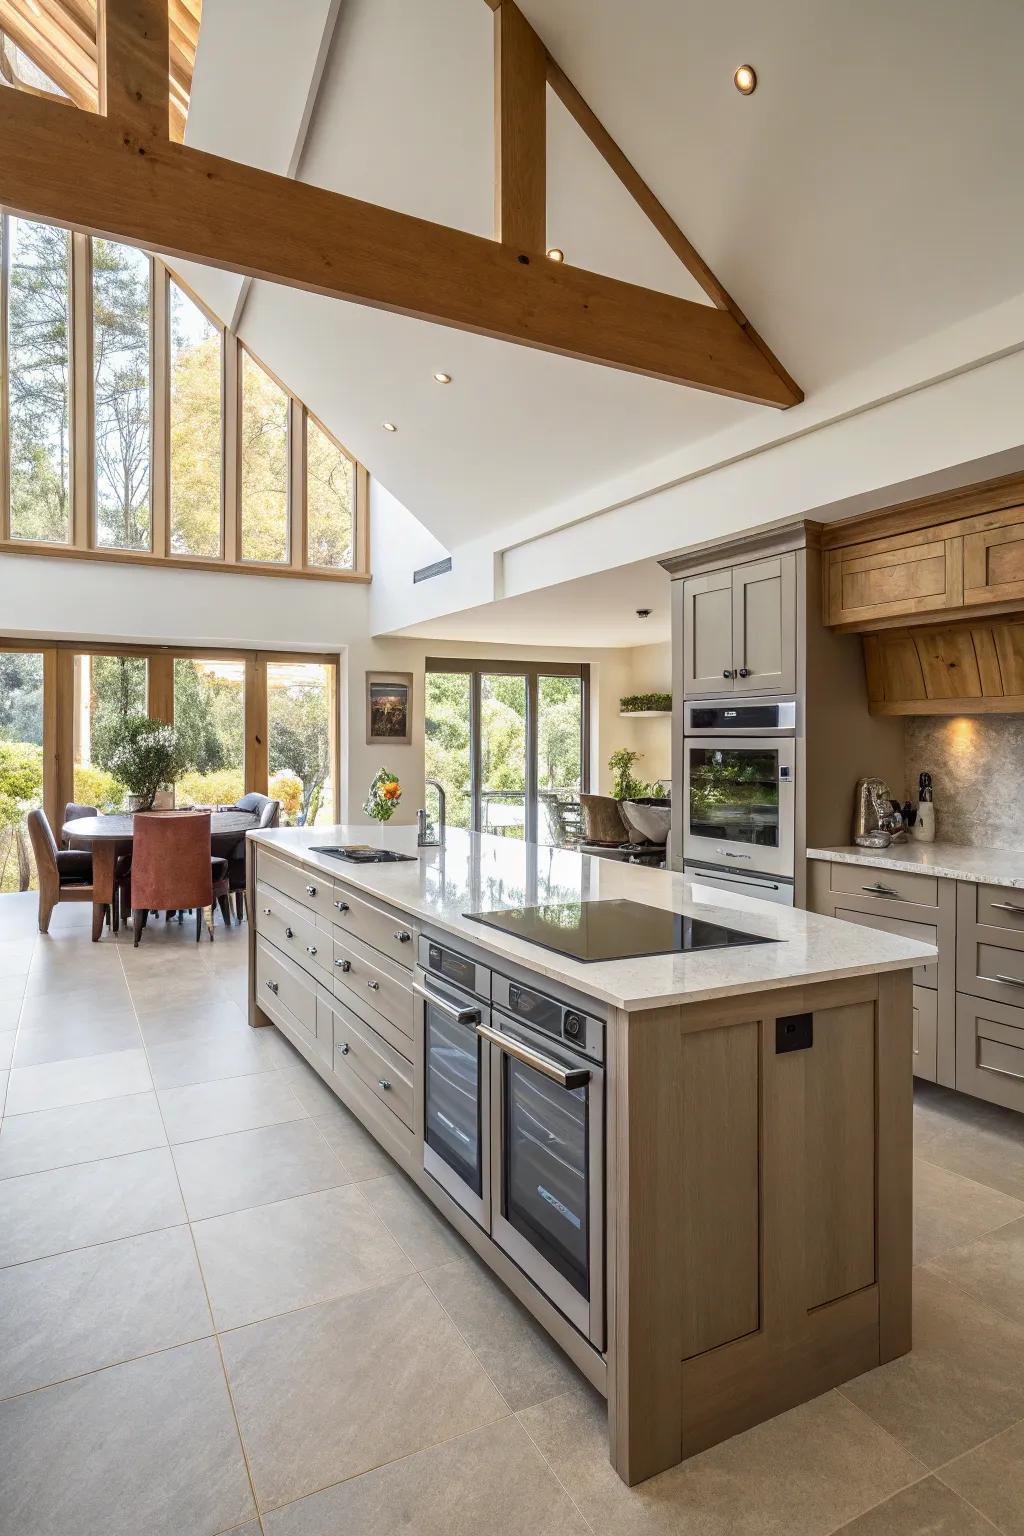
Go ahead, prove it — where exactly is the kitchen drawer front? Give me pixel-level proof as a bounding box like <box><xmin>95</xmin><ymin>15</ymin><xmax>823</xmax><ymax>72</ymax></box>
<box><xmin>830</xmin><ymin>862</ymin><xmax>939</xmax><ymax>909</ymax></box>
<box><xmin>332</xmin><ymin>928</ymin><xmax>414</xmax><ymax>1042</ymax></box>
<box><xmin>972</xmin><ymin>883</ymin><xmax>1024</xmax><ymax>937</ymax></box>
<box><xmin>957</xmin><ymin>934</ymin><xmax>1024</xmax><ymax>1008</ymax></box>
<box><xmin>257</xmin><ymin>849</ymin><xmax>336</xmax><ymax>924</ymax></box>
<box><xmin>256</xmin><ymin>937</ymin><xmax>319</xmax><ymax>1041</ymax></box>
<box><xmin>331</xmin><ymin>884</ymin><xmax>415</xmax><ymax>969</ymax></box>
<box><xmin>331</xmin><ymin>998</ymin><xmax>414</xmax><ymax>1130</ymax></box>
<box><xmin>956</xmin><ymin>992</ymin><xmax>1024</xmax><ymax>1113</ymax></box>
<box><xmin>255</xmin><ymin>882</ymin><xmax>332</xmax><ymax>983</ymax></box>
<box><xmin>912</xmin><ymin>986</ymin><xmax>938</xmax><ymax>1083</ymax></box>
<box><xmin>833</xmin><ymin>906</ymin><xmax>938</xmax><ymax>988</ymax></box>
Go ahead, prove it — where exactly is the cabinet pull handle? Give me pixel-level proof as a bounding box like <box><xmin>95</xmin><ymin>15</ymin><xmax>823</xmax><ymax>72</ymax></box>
<box><xmin>335</xmin><ymin>958</ymin><xmax>352</xmax><ymax>972</ymax></box>
<box><xmin>722</xmin><ymin>668</ymin><xmax>733</xmax><ymax>679</ymax></box>
<box><xmin>862</xmin><ymin>883</ymin><xmax>897</xmax><ymax>896</ymax></box>
<box><xmin>994</xmin><ymin>973</ymin><xmax>1024</xmax><ymax>987</ymax></box>
<box><xmin>367</xmin><ymin>979</ymin><xmax>380</xmax><ymax>991</ymax></box>
<box><xmin>306</xmin><ymin>945</ymin><xmax>318</xmax><ymax>956</ymax></box>
<box><xmin>265</xmin><ymin>979</ymin><xmax>278</xmax><ymax>994</ymax></box>
<box><xmin>377</xmin><ymin>1078</ymin><xmax>391</xmax><ymax>1091</ymax></box>
<box><xmin>991</xmin><ymin>901</ymin><xmax>1024</xmax><ymax>914</ymax></box>
<box><xmin>335</xmin><ymin>900</ymin><xmax>350</xmax><ymax>913</ymax></box>
<box><xmin>338</xmin><ymin>1041</ymin><xmax>350</xmax><ymax>1055</ymax></box>
<box><xmin>393</xmin><ymin>930</ymin><xmax>412</xmax><ymax>944</ymax></box>
<box><xmin>305</xmin><ymin>884</ymin><xmax>317</xmax><ymax>897</ymax></box>
<box><xmin>738</xmin><ymin>667</ymin><xmax>750</xmax><ymax>678</ymax></box>
<box><xmin>285</xmin><ymin>926</ymin><xmax>294</xmax><ymax>939</ymax></box>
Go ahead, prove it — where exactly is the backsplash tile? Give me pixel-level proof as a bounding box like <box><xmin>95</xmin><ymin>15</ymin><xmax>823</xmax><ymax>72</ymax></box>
<box><xmin>905</xmin><ymin>715</ymin><xmax>1024</xmax><ymax>851</ymax></box>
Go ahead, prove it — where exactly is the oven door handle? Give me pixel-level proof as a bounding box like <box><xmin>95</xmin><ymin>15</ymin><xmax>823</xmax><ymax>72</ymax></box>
<box><xmin>413</xmin><ymin>982</ymin><xmax>481</xmax><ymax>1026</ymax></box>
<box><xmin>476</xmin><ymin>1023</ymin><xmax>591</xmax><ymax>1089</ymax></box>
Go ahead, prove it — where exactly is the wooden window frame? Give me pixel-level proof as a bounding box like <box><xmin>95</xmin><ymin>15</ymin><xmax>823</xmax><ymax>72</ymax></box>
<box><xmin>0</xmin><ymin>211</ymin><xmax>370</xmax><ymax>583</ymax></box>
<box><xmin>425</xmin><ymin>657</ymin><xmax>591</xmax><ymax>844</ymax></box>
<box><xmin>0</xmin><ymin>635</ymin><xmax>342</xmax><ymax>835</ymax></box>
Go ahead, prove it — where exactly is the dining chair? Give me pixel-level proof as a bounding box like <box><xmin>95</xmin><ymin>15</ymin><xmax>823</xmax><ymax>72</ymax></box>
<box><xmin>28</xmin><ymin>808</ymin><xmax>100</xmax><ymax>935</ymax></box>
<box><xmin>226</xmin><ymin>794</ymin><xmax>281</xmax><ymax>921</ymax></box>
<box><xmin>62</xmin><ymin>801</ymin><xmax>134</xmax><ymax>930</ymax></box>
<box><xmin>130</xmin><ymin>811</ymin><xmax>231</xmax><ymax>945</ymax></box>
<box><xmin>62</xmin><ymin>802</ymin><xmax>97</xmax><ymax>850</ymax></box>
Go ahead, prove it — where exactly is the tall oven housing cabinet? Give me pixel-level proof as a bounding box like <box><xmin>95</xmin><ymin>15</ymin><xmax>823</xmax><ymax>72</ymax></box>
<box><xmin>662</xmin><ymin>521</ymin><xmax>906</xmax><ymax>907</ymax></box>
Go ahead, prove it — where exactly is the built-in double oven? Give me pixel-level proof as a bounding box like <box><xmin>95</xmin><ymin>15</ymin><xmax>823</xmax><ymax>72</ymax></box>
<box><xmin>414</xmin><ymin>936</ymin><xmax>605</xmax><ymax>1350</ymax></box>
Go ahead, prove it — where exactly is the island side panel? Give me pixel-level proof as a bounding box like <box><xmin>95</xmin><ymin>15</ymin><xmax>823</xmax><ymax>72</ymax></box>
<box><xmin>876</xmin><ymin>967</ymin><xmax>914</xmax><ymax>1362</ymax></box>
<box><xmin>247</xmin><ymin>840</ymin><xmax>273</xmax><ymax>1029</ymax></box>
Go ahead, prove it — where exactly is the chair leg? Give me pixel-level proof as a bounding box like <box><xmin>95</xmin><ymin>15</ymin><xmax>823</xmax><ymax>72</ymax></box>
<box><xmin>217</xmin><ymin>894</ymin><xmax>232</xmax><ymax>926</ymax></box>
<box><xmin>132</xmin><ymin>908</ymin><xmax>146</xmax><ymax>947</ymax></box>
<box><xmin>234</xmin><ymin>889</ymin><xmax>245</xmax><ymax>922</ymax></box>
<box><xmin>195</xmin><ymin>907</ymin><xmax>202</xmax><ymax>943</ymax></box>
<box><xmin>38</xmin><ymin>894</ymin><xmax>56</xmax><ymax>934</ymax></box>
<box><xmin>177</xmin><ymin>910</ymin><xmax>183</xmax><ymax>925</ymax></box>
<box><xmin>91</xmin><ymin>902</ymin><xmax>107</xmax><ymax>942</ymax></box>
<box><xmin>206</xmin><ymin>905</ymin><xmax>215</xmax><ymax>942</ymax></box>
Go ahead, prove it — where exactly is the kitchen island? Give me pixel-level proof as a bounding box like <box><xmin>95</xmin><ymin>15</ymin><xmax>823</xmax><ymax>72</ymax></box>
<box><xmin>246</xmin><ymin>825</ymin><xmax>934</xmax><ymax>1486</ymax></box>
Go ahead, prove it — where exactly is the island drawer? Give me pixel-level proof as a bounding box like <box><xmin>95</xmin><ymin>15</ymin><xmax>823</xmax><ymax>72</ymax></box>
<box><xmin>331</xmin><ymin>884</ymin><xmax>415</xmax><ymax>970</ymax></box>
<box><xmin>956</xmin><ymin>992</ymin><xmax>1024</xmax><ymax>1113</ymax></box>
<box><xmin>332</xmin><ymin>928</ymin><xmax>413</xmax><ymax>1042</ymax></box>
<box><xmin>257</xmin><ymin>849</ymin><xmax>336</xmax><ymax>923</ymax></box>
<box><xmin>964</xmin><ymin>882</ymin><xmax>1024</xmax><ymax>938</ymax></box>
<box><xmin>256</xmin><ymin>938</ymin><xmax>320</xmax><ymax>1048</ymax></box>
<box><xmin>833</xmin><ymin>906</ymin><xmax>938</xmax><ymax>988</ymax></box>
<box><xmin>331</xmin><ymin>998</ymin><xmax>414</xmax><ymax>1130</ymax></box>
<box><xmin>913</xmin><ymin>986</ymin><xmax>938</xmax><ymax>1083</ymax></box>
<box><xmin>255</xmin><ymin>882</ymin><xmax>332</xmax><ymax>984</ymax></box>
<box><xmin>830</xmin><ymin>863</ymin><xmax>939</xmax><ymax>909</ymax></box>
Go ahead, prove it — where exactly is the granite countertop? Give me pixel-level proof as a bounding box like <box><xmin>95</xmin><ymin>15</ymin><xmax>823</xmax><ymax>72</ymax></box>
<box><xmin>251</xmin><ymin>825</ymin><xmax>934</xmax><ymax>1013</ymax></box>
<box><xmin>808</xmin><ymin>842</ymin><xmax>1024</xmax><ymax>889</ymax></box>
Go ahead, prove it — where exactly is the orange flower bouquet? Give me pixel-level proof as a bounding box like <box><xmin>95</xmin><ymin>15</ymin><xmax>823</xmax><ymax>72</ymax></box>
<box><xmin>364</xmin><ymin>768</ymin><xmax>402</xmax><ymax>822</ymax></box>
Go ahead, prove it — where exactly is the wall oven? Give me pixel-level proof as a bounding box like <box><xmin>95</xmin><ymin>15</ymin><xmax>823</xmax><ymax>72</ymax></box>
<box><xmin>414</xmin><ymin>937</ymin><xmax>491</xmax><ymax>1227</ymax></box>
<box><xmin>682</xmin><ymin>702</ymin><xmax>796</xmax><ymax>880</ymax></box>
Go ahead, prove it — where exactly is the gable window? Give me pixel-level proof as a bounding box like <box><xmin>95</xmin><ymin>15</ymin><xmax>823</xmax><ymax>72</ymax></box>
<box><xmin>6</xmin><ymin>216</ymin><xmax>72</xmax><ymax>545</ymax></box>
<box><xmin>306</xmin><ymin>414</ymin><xmax>354</xmax><ymax>570</ymax></box>
<box><xmin>93</xmin><ymin>239</ymin><xmax>152</xmax><ymax>551</ymax></box>
<box><xmin>169</xmin><ymin>276</ymin><xmax>223</xmax><ymax>559</ymax></box>
<box><xmin>240</xmin><ymin>348</ymin><xmax>289</xmax><ymax>564</ymax></box>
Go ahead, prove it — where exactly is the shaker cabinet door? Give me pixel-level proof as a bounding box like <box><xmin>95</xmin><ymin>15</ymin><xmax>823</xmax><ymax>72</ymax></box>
<box><xmin>963</xmin><ymin>518</ymin><xmax>1024</xmax><ymax>606</ymax></box>
<box><xmin>732</xmin><ymin>554</ymin><xmax>796</xmax><ymax>695</ymax></box>
<box><xmin>682</xmin><ymin>568</ymin><xmax>735</xmax><ymax>695</ymax></box>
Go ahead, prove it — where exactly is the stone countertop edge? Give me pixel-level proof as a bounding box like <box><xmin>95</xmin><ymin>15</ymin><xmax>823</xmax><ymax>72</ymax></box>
<box><xmin>808</xmin><ymin>842</ymin><xmax>1024</xmax><ymax>889</ymax></box>
<box><xmin>249</xmin><ymin>825</ymin><xmax>935</xmax><ymax>1014</ymax></box>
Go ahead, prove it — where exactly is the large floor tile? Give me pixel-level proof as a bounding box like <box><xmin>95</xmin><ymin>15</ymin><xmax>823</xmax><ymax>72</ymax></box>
<box><xmin>146</xmin><ymin>1027</ymin><xmax>291</xmax><ymax>1089</ymax></box>
<box><xmin>277</xmin><ymin>1058</ymin><xmax>347</xmax><ymax>1117</ymax></box>
<box><xmin>173</xmin><ymin>1118</ymin><xmax>351</xmax><ymax>1221</ymax></box>
<box><xmin>13</xmin><ymin>1014</ymin><xmax>142</xmax><ymax>1068</ymax></box>
<box><xmin>193</xmin><ymin>1183</ymin><xmax>413</xmax><ymax>1329</ymax></box>
<box><xmin>16</xmin><ymin>987</ymin><xmax>135</xmax><ymax>1032</ymax></box>
<box><xmin>423</xmin><ymin>1252</ymin><xmax>584</xmax><ymax>1411</ymax></box>
<box><xmin>0</xmin><ymin>1337</ymin><xmax>256</xmax><ymax>1536</ymax></box>
<box><xmin>222</xmin><ymin>1274</ymin><xmax>507</xmax><ymax>1510</ymax></box>
<box><xmin>360</xmin><ymin>1172</ymin><xmax>470</xmax><ymax>1269</ymax></box>
<box><xmin>0</xmin><ymin>1000</ymin><xmax>21</xmax><ymax>1029</ymax></box>
<box><xmin>937</xmin><ymin>1418</ymin><xmax>1024</xmax><ymax>1536</ymax></box>
<box><xmin>0</xmin><ymin>1226</ymin><xmax>212</xmax><ymax>1399</ymax></box>
<box><xmin>23</xmin><ymin>964</ymin><xmax>125</xmax><ymax>1001</ymax></box>
<box><xmin>833</xmin><ymin>1475</ymin><xmax>998</xmax><ymax>1535</ymax></box>
<box><xmin>927</xmin><ymin>1215</ymin><xmax>1024</xmax><ymax>1325</ymax></box>
<box><xmin>841</xmin><ymin>1267</ymin><xmax>1024</xmax><ymax>1467</ymax></box>
<box><xmin>137</xmin><ymin>1000</ymin><xmax>250</xmax><ymax>1047</ymax></box>
<box><xmin>0</xmin><ymin>1147</ymin><xmax>185</xmax><ymax>1267</ymax></box>
<box><xmin>158</xmin><ymin>1070</ymin><xmax>306</xmax><ymax>1143</ymax></box>
<box><xmin>0</xmin><ymin>1030</ymin><xmax>13</xmax><ymax>1069</ymax></box>
<box><xmin>914</xmin><ymin>1159</ymin><xmax>1024</xmax><ymax>1264</ymax></box>
<box><xmin>262</xmin><ymin>1418</ymin><xmax>588</xmax><ymax>1536</ymax></box>
<box><xmin>5</xmin><ymin>1047</ymin><xmax>152</xmax><ymax>1115</ymax></box>
<box><xmin>518</xmin><ymin>1386</ymin><xmax>923</xmax><ymax>1536</ymax></box>
<box><xmin>0</xmin><ymin>1069</ymin><xmax>7</xmax><ymax>1113</ymax></box>
<box><xmin>0</xmin><ymin>1091</ymin><xmax>166</xmax><ymax>1180</ymax></box>
<box><xmin>914</xmin><ymin>1082</ymin><xmax>1024</xmax><ymax>1201</ymax></box>
<box><xmin>313</xmin><ymin>1103</ymin><xmax>400</xmax><ymax>1180</ymax></box>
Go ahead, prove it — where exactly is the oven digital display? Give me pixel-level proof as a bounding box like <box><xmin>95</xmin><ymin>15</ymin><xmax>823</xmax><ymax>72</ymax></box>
<box><xmin>507</xmin><ymin>982</ymin><xmax>562</xmax><ymax>1038</ymax></box>
<box><xmin>428</xmin><ymin>943</ymin><xmax>476</xmax><ymax>992</ymax></box>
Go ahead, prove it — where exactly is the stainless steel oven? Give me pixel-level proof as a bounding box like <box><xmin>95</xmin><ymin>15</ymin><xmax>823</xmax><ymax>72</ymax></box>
<box><xmin>484</xmin><ymin>973</ymin><xmax>605</xmax><ymax>1350</ymax></box>
<box><xmin>682</xmin><ymin>730</ymin><xmax>796</xmax><ymax>880</ymax></box>
<box><xmin>415</xmin><ymin>937</ymin><xmax>491</xmax><ymax>1228</ymax></box>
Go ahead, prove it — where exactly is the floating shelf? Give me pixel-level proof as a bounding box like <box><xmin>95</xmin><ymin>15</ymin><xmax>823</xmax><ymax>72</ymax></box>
<box><xmin>619</xmin><ymin>709</ymin><xmax>671</xmax><ymax>718</ymax></box>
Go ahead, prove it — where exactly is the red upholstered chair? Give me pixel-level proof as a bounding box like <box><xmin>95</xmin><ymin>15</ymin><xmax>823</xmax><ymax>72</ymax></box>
<box><xmin>130</xmin><ymin>811</ymin><xmax>230</xmax><ymax>946</ymax></box>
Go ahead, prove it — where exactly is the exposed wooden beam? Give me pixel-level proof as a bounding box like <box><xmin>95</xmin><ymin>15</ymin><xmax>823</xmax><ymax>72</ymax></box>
<box><xmin>0</xmin><ymin>87</ymin><xmax>798</xmax><ymax>403</ymax></box>
<box><xmin>97</xmin><ymin>0</ymin><xmax>169</xmax><ymax>140</ymax></box>
<box><xmin>493</xmin><ymin>0</ymin><xmax>546</xmax><ymax>251</ymax></box>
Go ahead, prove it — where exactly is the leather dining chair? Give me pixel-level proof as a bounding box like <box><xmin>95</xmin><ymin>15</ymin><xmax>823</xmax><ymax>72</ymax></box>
<box><xmin>225</xmin><ymin>794</ymin><xmax>280</xmax><ymax>921</ymax></box>
<box><xmin>130</xmin><ymin>811</ymin><xmax>231</xmax><ymax>945</ymax></box>
<box><xmin>28</xmin><ymin>808</ymin><xmax>100</xmax><ymax>935</ymax></box>
<box><xmin>63</xmin><ymin>801</ymin><xmax>132</xmax><ymax>930</ymax></box>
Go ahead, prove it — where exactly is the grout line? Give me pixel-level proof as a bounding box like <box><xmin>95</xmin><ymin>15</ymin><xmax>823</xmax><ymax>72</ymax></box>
<box><xmin>513</xmin><ymin>1393</ymin><xmax>600</xmax><ymax>1534</ymax></box>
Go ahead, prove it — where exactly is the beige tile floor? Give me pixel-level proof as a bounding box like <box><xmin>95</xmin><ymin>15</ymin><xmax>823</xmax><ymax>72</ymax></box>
<box><xmin>1</xmin><ymin>890</ymin><xmax>1023</xmax><ymax>1536</ymax></box>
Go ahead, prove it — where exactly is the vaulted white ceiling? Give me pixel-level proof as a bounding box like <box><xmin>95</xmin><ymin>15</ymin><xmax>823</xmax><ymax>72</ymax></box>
<box><xmin>180</xmin><ymin>0</ymin><xmax>1024</xmax><ymax>554</ymax></box>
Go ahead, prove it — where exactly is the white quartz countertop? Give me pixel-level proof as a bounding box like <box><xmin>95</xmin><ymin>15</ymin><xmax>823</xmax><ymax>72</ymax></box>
<box><xmin>808</xmin><ymin>842</ymin><xmax>1024</xmax><ymax>889</ymax></box>
<box><xmin>250</xmin><ymin>825</ymin><xmax>934</xmax><ymax>1012</ymax></box>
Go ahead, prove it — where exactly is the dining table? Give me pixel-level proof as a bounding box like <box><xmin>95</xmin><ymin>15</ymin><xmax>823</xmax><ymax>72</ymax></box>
<box><xmin>61</xmin><ymin>810</ymin><xmax>259</xmax><ymax>940</ymax></box>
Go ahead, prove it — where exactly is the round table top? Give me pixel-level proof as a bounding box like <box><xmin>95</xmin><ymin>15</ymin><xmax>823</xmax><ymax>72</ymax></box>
<box><xmin>62</xmin><ymin>810</ymin><xmax>258</xmax><ymax>841</ymax></box>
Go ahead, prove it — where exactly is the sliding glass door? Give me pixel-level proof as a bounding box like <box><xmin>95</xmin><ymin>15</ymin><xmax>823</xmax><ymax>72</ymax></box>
<box><xmin>425</xmin><ymin>660</ymin><xmax>588</xmax><ymax>848</ymax></box>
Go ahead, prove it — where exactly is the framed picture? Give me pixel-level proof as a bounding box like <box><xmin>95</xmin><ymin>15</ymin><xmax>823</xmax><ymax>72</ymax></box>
<box><xmin>366</xmin><ymin>672</ymin><xmax>413</xmax><ymax>745</ymax></box>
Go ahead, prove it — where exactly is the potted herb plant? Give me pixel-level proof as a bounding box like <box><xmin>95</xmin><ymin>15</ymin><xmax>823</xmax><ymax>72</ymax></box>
<box><xmin>108</xmin><ymin>717</ymin><xmax>187</xmax><ymax>812</ymax></box>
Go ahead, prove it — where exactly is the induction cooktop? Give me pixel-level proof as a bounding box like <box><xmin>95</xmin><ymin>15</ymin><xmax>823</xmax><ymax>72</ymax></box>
<box><xmin>463</xmin><ymin>898</ymin><xmax>779</xmax><ymax>963</ymax></box>
<box><xmin>311</xmin><ymin>845</ymin><xmax>417</xmax><ymax>865</ymax></box>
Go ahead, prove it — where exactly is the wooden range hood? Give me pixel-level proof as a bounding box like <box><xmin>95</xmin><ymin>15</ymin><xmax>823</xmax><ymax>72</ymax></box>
<box><xmin>863</xmin><ymin>616</ymin><xmax>1024</xmax><ymax>715</ymax></box>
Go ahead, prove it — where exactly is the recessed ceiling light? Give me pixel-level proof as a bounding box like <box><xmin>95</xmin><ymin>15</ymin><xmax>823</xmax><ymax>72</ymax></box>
<box><xmin>382</xmin><ymin>421</ymin><xmax>398</xmax><ymax>432</ymax></box>
<box><xmin>733</xmin><ymin>64</ymin><xmax>757</xmax><ymax>95</ymax></box>
<box><xmin>546</xmin><ymin>248</ymin><xmax>565</xmax><ymax>263</ymax></box>
<box><xmin>433</xmin><ymin>372</ymin><xmax>452</xmax><ymax>384</ymax></box>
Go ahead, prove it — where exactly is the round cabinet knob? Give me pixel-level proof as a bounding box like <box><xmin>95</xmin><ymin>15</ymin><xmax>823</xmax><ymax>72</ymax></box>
<box><xmin>306</xmin><ymin>884</ymin><xmax>317</xmax><ymax>897</ymax></box>
<box><xmin>738</xmin><ymin>667</ymin><xmax>750</xmax><ymax>678</ymax></box>
<box><xmin>284</xmin><ymin>927</ymin><xmax>294</xmax><ymax>939</ymax></box>
<box><xmin>262</xmin><ymin>906</ymin><xmax>271</xmax><ymax>916</ymax></box>
<box><xmin>393</xmin><ymin>930</ymin><xmax>412</xmax><ymax>944</ymax></box>
<box><xmin>335</xmin><ymin>901</ymin><xmax>349</xmax><ymax>913</ymax></box>
<box><xmin>377</xmin><ymin>1078</ymin><xmax>391</xmax><ymax>1092</ymax></box>
<box><xmin>306</xmin><ymin>945</ymin><xmax>318</xmax><ymax>956</ymax></box>
<box><xmin>722</xmin><ymin>669</ymin><xmax>733</xmax><ymax>679</ymax></box>
<box><xmin>367</xmin><ymin>980</ymin><xmax>380</xmax><ymax>991</ymax></box>
<box><xmin>338</xmin><ymin>1042</ymin><xmax>350</xmax><ymax>1055</ymax></box>
<box><xmin>265</xmin><ymin>979</ymin><xmax>278</xmax><ymax>994</ymax></box>
<box><xmin>335</xmin><ymin>958</ymin><xmax>352</xmax><ymax>972</ymax></box>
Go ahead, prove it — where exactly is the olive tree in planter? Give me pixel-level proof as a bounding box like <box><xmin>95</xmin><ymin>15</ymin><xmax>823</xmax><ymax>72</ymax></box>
<box><xmin>108</xmin><ymin>718</ymin><xmax>188</xmax><ymax>812</ymax></box>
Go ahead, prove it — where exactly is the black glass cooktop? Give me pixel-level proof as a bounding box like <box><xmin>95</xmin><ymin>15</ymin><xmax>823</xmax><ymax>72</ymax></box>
<box><xmin>311</xmin><ymin>845</ymin><xmax>416</xmax><ymax>865</ymax></box>
<box><xmin>464</xmin><ymin>898</ymin><xmax>779</xmax><ymax>963</ymax></box>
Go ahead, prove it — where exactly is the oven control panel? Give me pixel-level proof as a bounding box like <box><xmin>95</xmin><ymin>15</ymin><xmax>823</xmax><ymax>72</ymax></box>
<box><xmin>492</xmin><ymin>974</ymin><xmax>604</xmax><ymax>1063</ymax></box>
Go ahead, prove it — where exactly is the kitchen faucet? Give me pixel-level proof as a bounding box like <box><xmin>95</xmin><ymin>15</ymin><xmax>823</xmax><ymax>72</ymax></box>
<box><xmin>418</xmin><ymin>778</ymin><xmax>446</xmax><ymax>847</ymax></box>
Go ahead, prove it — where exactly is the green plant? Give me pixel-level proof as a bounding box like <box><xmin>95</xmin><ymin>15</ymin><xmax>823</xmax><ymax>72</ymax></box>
<box><xmin>108</xmin><ymin>717</ymin><xmax>187</xmax><ymax>810</ymax></box>
<box><xmin>176</xmin><ymin>767</ymin><xmax>245</xmax><ymax>810</ymax></box>
<box><xmin>72</xmin><ymin>764</ymin><xmax>126</xmax><ymax>813</ymax></box>
<box><xmin>608</xmin><ymin>747</ymin><xmax>668</xmax><ymax>801</ymax></box>
<box><xmin>619</xmin><ymin>692</ymin><xmax>672</xmax><ymax>714</ymax></box>
<box><xmin>363</xmin><ymin>767</ymin><xmax>402</xmax><ymax>823</ymax></box>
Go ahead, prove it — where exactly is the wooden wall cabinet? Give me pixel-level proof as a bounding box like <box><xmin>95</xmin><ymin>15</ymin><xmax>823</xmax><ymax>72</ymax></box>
<box><xmin>964</xmin><ymin>523</ymin><xmax>1024</xmax><ymax>607</ymax></box>
<box><xmin>862</xmin><ymin>617</ymin><xmax>1024</xmax><ymax>714</ymax></box>
<box><xmin>680</xmin><ymin>553</ymin><xmax>796</xmax><ymax>697</ymax></box>
<box><xmin>826</xmin><ymin>533</ymin><xmax>963</xmax><ymax>629</ymax></box>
